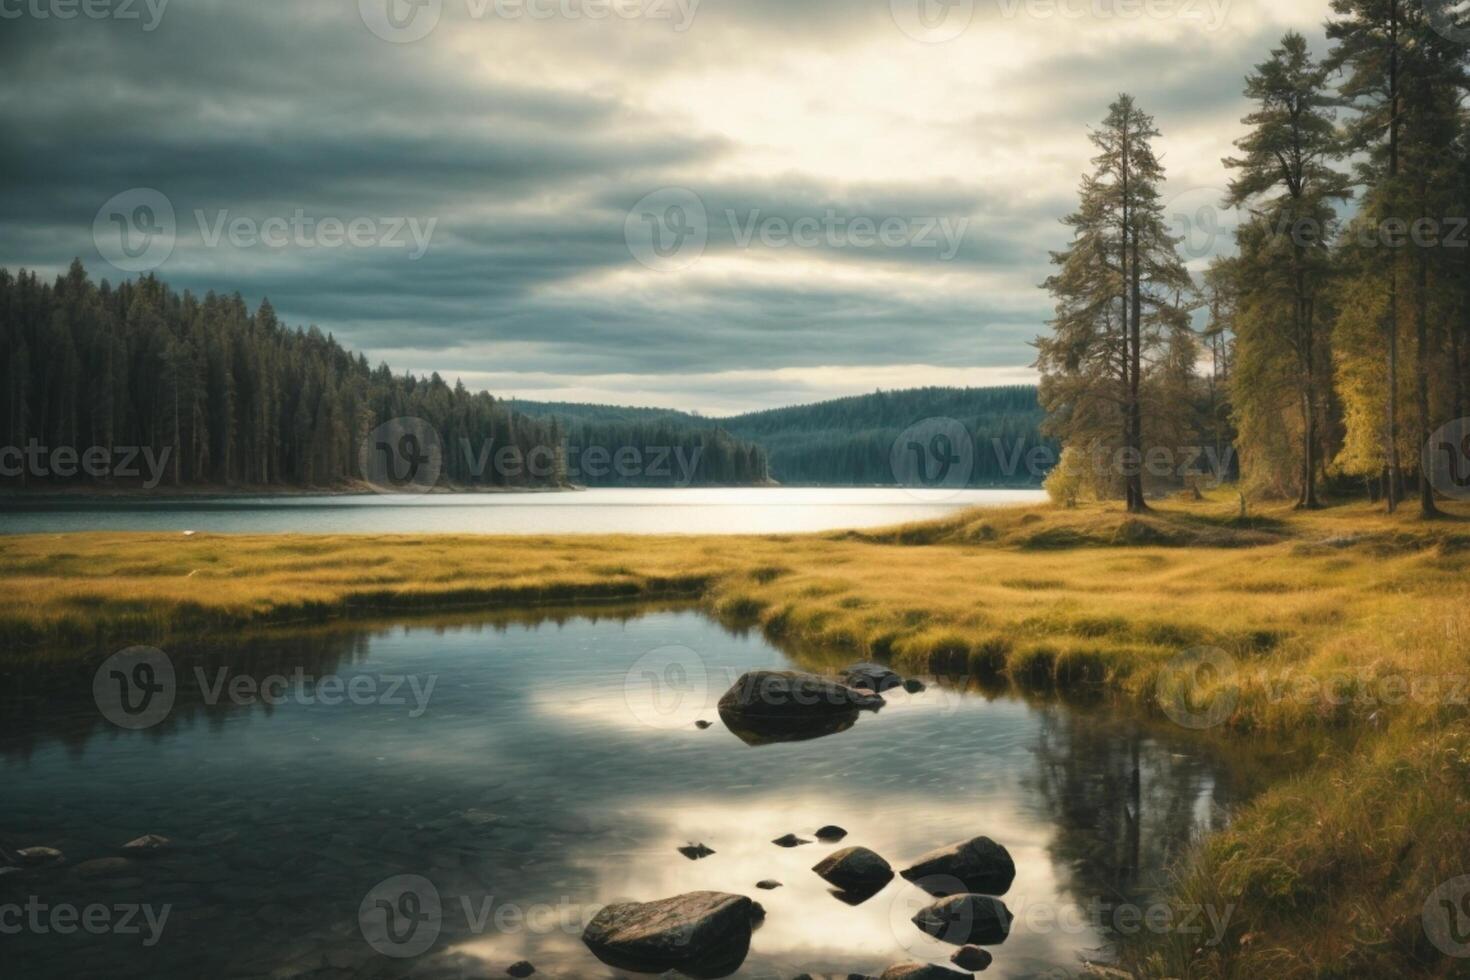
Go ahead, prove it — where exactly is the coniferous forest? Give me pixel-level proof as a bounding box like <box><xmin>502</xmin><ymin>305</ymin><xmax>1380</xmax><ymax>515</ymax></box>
<box><xmin>1038</xmin><ymin>4</ymin><xmax>1470</xmax><ymax>516</ymax></box>
<box><xmin>0</xmin><ymin>262</ymin><xmax>770</xmax><ymax>490</ymax></box>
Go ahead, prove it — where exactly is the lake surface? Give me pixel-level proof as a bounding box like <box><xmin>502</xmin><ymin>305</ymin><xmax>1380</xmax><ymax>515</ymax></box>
<box><xmin>2</xmin><ymin>609</ymin><xmax>1245</xmax><ymax>979</ymax></box>
<box><xmin>0</xmin><ymin>487</ymin><xmax>1045</xmax><ymax>535</ymax></box>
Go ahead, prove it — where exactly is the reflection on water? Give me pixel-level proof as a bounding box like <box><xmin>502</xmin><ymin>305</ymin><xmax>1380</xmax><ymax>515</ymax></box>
<box><xmin>0</xmin><ymin>487</ymin><xmax>1047</xmax><ymax>535</ymax></box>
<box><xmin>2</xmin><ymin>609</ymin><xmax>1243</xmax><ymax>979</ymax></box>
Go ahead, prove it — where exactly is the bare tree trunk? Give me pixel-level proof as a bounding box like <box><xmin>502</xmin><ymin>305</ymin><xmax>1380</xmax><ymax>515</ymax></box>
<box><xmin>1415</xmin><ymin>230</ymin><xmax>1440</xmax><ymax>517</ymax></box>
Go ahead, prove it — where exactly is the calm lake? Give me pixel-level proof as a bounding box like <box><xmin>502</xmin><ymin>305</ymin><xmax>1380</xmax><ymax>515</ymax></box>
<box><xmin>0</xmin><ymin>487</ymin><xmax>1046</xmax><ymax>535</ymax></box>
<box><xmin>3</xmin><ymin>608</ymin><xmax>1246</xmax><ymax>979</ymax></box>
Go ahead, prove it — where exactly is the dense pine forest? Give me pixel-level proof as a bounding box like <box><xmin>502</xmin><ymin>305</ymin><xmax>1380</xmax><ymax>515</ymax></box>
<box><xmin>519</xmin><ymin>387</ymin><xmax>1053</xmax><ymax>487</ymax></box>
<box><xmin>0</xmin><ymin>263</ymin><xmax>768</xmax><ymax>490</ymax></box>
<box><xmin>722</xmin><ymin>387</ymin><xmax>1051</xmax><ymax>486</ymax></box>
<box><xmin>1039</xmin><ymin>3</ymin><xmax>1470</xmax><ymax>514</ymax></box>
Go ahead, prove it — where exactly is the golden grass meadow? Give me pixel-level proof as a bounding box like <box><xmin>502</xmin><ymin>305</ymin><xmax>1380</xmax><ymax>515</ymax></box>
<box><xmin>4</xmin><ymin>493</ymin><xmax>1470</xmax><ymax>976</ymax></box>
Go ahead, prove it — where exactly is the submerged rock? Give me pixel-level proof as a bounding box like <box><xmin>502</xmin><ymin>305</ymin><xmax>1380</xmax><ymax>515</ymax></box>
<box><xmin>755</xmin><ymin>880</ymin><xmax>782</xmax><ymax>890</ymax></box>
<box><xmin>903</xmin><ymin>678</ymin><xmax>927</xmax><ymax>694</ymax></box>
<box><xmin>506</xmin><ymin>961</ymin><xmax>535</xmax><ymax>977</ymax></box>
<box><xmin>900</xmin><ymin>837</ymin><xmax>1016</xmax><ymax>896</ymax></box>
<box><xmin>951</xmin><ymin>945</ymin><xmax>993</xmax><ymax>971</ymax></box>
<box><xmin>678</xmin><ymin>843</ymin><xmax>715</xmax><ymax>861</ymax></box>
<box><xmin>582</xmin><ymin>891</ymin><xmax>758</xmax><ymax>978</ymax></box>
<box><xmin>16</xmin><ymin>847</ymin><xmax>64</xmax><ymax>867</ymax></box>
<box><xmin>911</xmin><ymin>894</ymin><xmax>1013</xmax><ymax>946</ymax></box>
<box><xmin>772</xmin><ymin>834</ymin><xmax>811</xmax><ymax>848</ymax></box>
<box><xmin>881</xmin><ymin>964</ymin><xmax>973</xmax><ymax>979</ymax></box>
<box><xmin>122</xmin><ymin>834</ymin><xmax>171</xmax><ymax>855</ymax></box>
<box><xmin>814</xmin><ymin>825</ymin><xmax>848</xmax><ymax>842</ymax></box>
<box><xmin>695</xmin><ymin>720</ymin><xmax>713</xmax><ymax>730</ymax></box>
<box><xmin>812</xmin><ymin>846</ymin><xmax>894</xmax><ymax>895</ymax></box>
<box><xmin>843</xmin><ymin>662</ymin><xmax>903</xmax><ymax>693</ymax></box>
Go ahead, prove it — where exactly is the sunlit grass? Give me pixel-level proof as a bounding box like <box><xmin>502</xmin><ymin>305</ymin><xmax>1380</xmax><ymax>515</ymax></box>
<box><xmin>3</xmin><ymin>490</ymin><xmax>1469</xmax><ymax>975</ymax></box>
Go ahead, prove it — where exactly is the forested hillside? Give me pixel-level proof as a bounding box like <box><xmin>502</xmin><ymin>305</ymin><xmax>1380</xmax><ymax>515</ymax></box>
<box><xmin>519</xmin><ymin>387</ymin><xmax>1053</xmax><ymax>487</ymax></box>
<box><xmin>0</xmin><ymin>263</ymin><xmax>768</xmax><ymax>490</ymax></box>
<box><xmin>723</xmin><ymin>387</ymin><xmax>1051</xmax><ymax>486</ymax></box>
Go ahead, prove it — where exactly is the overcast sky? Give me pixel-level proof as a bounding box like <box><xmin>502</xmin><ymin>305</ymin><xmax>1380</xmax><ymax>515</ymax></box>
<box><xmin>2</xmin><ymin>0</ymin><xmax>1330</xmax><ymax>414</ymax></box>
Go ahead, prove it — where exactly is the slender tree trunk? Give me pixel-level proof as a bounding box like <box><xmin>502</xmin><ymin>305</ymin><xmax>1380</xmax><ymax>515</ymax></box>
<box><xmin>1128</xmin><ymin>225</ymin><xmax>1147</xmax><ymax>513</ymax></box>
<box><xmin>1415</xmin><ymin>228</ymin><xmax>1439</xmax><ymax>516</ymax></box>
<box><xmin>1385</xmin><ymin>0</ymin><xmax>1402</xmax><ymax>513</ymax></box>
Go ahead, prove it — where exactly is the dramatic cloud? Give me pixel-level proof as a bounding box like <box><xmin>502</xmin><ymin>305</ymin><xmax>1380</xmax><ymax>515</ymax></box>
<box><xmin>2</xmin><ymin>0</ymin><xmax>1329</xmax><ymax>413</ymax></box>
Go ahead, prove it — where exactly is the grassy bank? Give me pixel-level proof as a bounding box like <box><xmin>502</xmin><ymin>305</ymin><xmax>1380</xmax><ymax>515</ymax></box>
<box><xmin>3</xmin><ymin>493</ymin><xmax>1469</xmax><ymax>976</ymax></box>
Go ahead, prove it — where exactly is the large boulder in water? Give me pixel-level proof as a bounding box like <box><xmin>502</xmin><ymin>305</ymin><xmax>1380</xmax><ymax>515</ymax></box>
<box><xmin>582</xmin><ymin>891</ymin><xmax>759</xmax><ymax>978</ymax></box>
<box><xmin>900</xmin><ymin>836</ymin><xmax>1016</xmax><ymax>896</ymax></box>
<box><xmin>911</xmin><ymin>894</ymin><xmax>1013</xmax><ymax>946</ymax></box>
<box><xmin>843</xmin><ymin>662</ymin><xmax>903</xmax><ymax>693</ymax></box>
<box><xmin>812</xmin><ymin>846</ymin><xmax>894</xmax><ymax>895</ymax></box>
<box><xmin>718</xmin><ymin>671</ymin><xmax>882</xmax><ymax>745</ymax></box>
<box><xmin>719</xmin><ymin>671</ymin><xmax>884</xmax><ymax>717</ymax></box>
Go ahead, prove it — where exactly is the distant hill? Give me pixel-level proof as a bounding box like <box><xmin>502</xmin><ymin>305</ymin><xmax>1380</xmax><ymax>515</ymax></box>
<box><xmin>519</xmin><ymin>386</ymin><xmax>1053</xmax><ymax>487</ymax></box>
